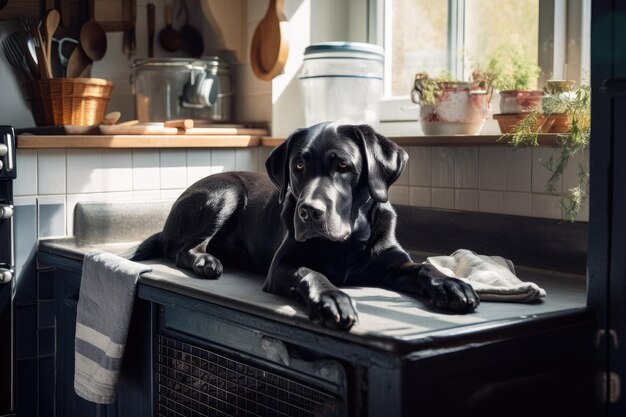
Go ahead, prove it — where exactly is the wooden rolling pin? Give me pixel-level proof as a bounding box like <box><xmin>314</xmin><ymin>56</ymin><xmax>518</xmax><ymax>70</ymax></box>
<box><xmin>164</xmin><ymin>119</ymin><xmax>194</xmax><ymax>129</ymax></box>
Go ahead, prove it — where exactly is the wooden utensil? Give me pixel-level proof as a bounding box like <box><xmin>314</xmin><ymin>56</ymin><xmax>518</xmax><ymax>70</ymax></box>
<box><xmin>59</xmin><ymin>0</ymin><xmax>70</xmax><ymax>27</ymax></box>
<box><xmin>80</xmin><ymin>20</ymin><xmax>107</xmax><ymax>61</ymax></box>
<box><xmin>158</xmin><ymin>3</ymin><xmax>182</xmax><ymax>52</ymax></box>
<box><xmin>42</xmin><ymin>9</ymin><xmax>60</xmax><ymax>72</ymax></box>
<box><xmin>66</xmin><ymin>45</ymin><xmax>91</xmax><ymax>78</ymax></box>
<box><xmin>250</xmin><ymin>0</ymin><xmax>289</xmax><ymax>80</ymax></box>
<box><xmin>179</xmin><ymin>0</ymin><xmax>203</xmax><ymax>57</ymax></box>
<box><xmin>147</xmin><ymin>3</ymin><xmax>155</xmax><ymax>57</ymax></box>
<box><xmin>102</xmin><ymin>111</ymin><xmax>122</xmax><ymax>125</ymax></box>
<box><xmin>164</xmin><ymin>119</ymin><xmax>194</xmax><ymax>129</ymax></box>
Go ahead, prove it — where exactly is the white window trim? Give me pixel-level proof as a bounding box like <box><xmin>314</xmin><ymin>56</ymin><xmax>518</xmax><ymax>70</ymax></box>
<box><xmin>369</xmin><ymin>0</ymin><xmax>588</xmax><ymax>126</ymax></box>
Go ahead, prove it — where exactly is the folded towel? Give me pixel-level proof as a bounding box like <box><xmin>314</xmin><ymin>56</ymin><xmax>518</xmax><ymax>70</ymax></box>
<box><xmin>74</xmin><ymin>249</ymin><xmax>152</xmax><ymax>404</ymax></box>
<box><xmin>426</xmin><ymin>249</ymin><xmax>546</xmax><ymax>302</ymax></box>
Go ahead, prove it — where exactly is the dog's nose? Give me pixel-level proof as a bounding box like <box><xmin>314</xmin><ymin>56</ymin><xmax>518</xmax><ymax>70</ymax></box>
<box><xmin>298</xmin><ymin>201</ymin><xmax>325</xmax><ymax>222</ymax></box>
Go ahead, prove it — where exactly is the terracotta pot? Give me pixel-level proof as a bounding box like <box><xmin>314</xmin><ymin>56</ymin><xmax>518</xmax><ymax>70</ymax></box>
<box><xmin>499</xmin><ymin>90</ymin><xmax>544</xmax><ymax>114</ymax></box>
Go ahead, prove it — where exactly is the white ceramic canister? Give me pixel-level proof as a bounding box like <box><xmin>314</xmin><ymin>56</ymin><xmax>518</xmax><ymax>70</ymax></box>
<box><xmin>299</xmin><ymin>42</ymin><xmax>384</xmax><ymax>127</ymax></box>
<box><xmin>412</xmin><ymin>78</ymin><xmax>492</xmax><ymax>135</ymax></box>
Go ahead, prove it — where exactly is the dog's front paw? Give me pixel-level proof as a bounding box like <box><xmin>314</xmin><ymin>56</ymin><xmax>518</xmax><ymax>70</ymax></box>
<box><xmin>192</xmin><ymin>254</ymin><xmax>223</xmax><ymax>279</ymax></box>
<box><xmin>308</xmin><ymin>290</ymin><xmax>358</xmax><ymax>330</ymax></box>
<box><xmin>427</xmin><ymin>277</ymin><xmax>479</xmax><ymax>313</ymax></box>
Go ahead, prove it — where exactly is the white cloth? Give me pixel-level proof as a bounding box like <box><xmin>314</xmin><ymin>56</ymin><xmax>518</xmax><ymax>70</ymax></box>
<box><xmin>427</xmin><ymin>249</ymin><xmax>546</xmax><ymax>302</ymax></box>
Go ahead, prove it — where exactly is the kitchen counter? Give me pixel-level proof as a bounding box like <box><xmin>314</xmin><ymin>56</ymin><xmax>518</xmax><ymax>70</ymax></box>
<box><xmin>38</xmin><ymin>236</ymin><xmax>588</xmax><ymax>355</ymax></box>
<box><xmin>36</xmin><ymin>201</ymin><xmax>594</xmax><ymax>416</ymax></box>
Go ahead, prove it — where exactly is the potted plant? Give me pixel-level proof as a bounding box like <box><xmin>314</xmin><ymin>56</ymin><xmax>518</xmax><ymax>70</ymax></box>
<box><xmin>485</xmin><ymin>46</ymin><xmax>551</xmax><ymax>134</ymax></box>
<box><xmin>410</xmin><ymin>70</ymin><xmax>493</xmax><ymax>135</ymax></box>
<box><xmin>501</xmin><ymin>83</ymin><xmax>591</xmax><ymax>221</ymax></box>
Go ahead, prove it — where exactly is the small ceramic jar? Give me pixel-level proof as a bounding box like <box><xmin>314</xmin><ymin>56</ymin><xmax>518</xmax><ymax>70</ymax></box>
<box><xmin>499</xmin><ymin>90</ymin><xmax>544</xmax><ymax>114</ymax></box>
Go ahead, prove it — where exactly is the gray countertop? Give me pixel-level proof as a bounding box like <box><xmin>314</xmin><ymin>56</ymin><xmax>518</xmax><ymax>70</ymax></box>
<box><xmin>39</xmin><ymin>237</ymin><xmax>588</xmax><ymax>354</ymax></box>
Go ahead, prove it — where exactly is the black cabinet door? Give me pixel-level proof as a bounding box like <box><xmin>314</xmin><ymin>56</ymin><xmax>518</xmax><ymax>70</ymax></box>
<box><xmin>589</xmin><ymin>1</ymin><xmax>626</xmax><ymax>415</ymax></box>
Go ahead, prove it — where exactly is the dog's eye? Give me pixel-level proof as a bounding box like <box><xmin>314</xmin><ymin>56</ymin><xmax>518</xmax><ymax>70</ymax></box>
<box><xmin>337</xmin><ymin>161</ymin><xmax>350</xmax><ymax>171</ymax></box>
<box><xmin>295</xmin><ymin>162</ymin><xmax>304</xmax><ymax>171</ymax></box>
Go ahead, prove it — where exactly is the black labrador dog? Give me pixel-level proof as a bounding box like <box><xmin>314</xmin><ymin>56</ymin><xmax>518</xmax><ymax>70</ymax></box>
<box><xmin>132</xmin><ymin>122</ymin><xmax>479</xmax><ymax>329</ymax></box>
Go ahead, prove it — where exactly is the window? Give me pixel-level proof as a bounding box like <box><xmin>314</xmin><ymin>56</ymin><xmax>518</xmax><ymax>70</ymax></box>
<box><xmin>371</xmin><ymin>0</ymin><xmax>591</xmax><ymax>123</ymax></box>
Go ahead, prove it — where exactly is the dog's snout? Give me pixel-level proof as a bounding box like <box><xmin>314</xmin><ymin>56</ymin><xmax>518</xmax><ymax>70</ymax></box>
<box><xmin>298</xmin><ymin>201</ymin><xmax>326</xmax><ymax>222</ymax></box>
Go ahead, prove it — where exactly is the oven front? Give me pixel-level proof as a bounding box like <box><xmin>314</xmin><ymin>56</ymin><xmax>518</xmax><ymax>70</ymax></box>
<box><xmin>0</xmin><ymin>126</ymin><xmax>16</xmax><ymax>416</ymax></box>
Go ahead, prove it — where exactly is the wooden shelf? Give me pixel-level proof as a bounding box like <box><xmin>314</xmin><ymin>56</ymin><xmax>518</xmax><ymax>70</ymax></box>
<box><xmin>263</xmin><ymin>134</ymin><xmax>562</xmax><ymax>147</ymax></box>
<box><xmin>17</xmin><ymin>135</ymin><xmax>261</xmax><ymax>149</ymax></box>
<box><xmin>17</xmin><ymin>133</ymin><xmax>563</xmax><ymax>149</ymax></box>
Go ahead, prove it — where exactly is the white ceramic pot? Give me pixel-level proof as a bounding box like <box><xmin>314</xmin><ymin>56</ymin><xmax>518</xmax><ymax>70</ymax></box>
<box><xmin>412</xmin><ymin>80</ymin><xmax>492</xmax><ymax>135</ymax></box>
<box><xmin>499</xmin><ymin>90</ymin><xmax>544</xmax><ymax>114</ymax></box>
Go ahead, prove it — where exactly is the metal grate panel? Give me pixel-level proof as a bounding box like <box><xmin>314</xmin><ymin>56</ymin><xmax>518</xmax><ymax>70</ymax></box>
<box><xmin>155</xmin><ymin>334</ymin><xmax>339</xmax><ymax>417</ymax></box>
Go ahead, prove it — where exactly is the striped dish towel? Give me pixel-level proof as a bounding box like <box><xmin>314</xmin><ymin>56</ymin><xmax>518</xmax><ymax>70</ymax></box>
<box><xmin>74</xmin><ymin>249</ymin><xmax>152</xmax><ymax>404</ymax></box>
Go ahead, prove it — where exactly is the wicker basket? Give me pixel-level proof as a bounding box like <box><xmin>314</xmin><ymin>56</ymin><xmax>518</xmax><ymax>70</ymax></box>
<box><xmin>23</xmin><ymin>78</ymin><xmax>114</xmax><ymax>126</ymax></box>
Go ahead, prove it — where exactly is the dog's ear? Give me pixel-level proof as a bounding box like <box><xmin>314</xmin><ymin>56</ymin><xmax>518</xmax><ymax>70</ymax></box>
<box><xmin>265</xmin><ymin>129</ymin><xmax>300</xmax><ymax>203</ymax></box>
<box><xmin>350</xmin><ymin>124</ymin><xmax>408</xmax><ymax>203</ymax></box>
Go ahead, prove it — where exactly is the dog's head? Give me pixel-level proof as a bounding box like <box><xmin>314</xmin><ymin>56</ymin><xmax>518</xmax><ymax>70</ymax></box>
<box><xmin>266</xmin><ymin>122</ymin><xmax>408</xmax><ymax>242</ymax></box>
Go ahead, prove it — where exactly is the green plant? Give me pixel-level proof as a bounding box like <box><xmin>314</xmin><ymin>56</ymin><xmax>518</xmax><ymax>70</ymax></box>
<box><xmin>412</xmin><ymin>70</ymin><xmax>487</xmax><ymax>106</ymax></box>
<box><xmin>486</xmin><ymin>46</ymin><xmax>541</xmax><ymax>91</ymax></box>
<box><xmin>500</xmin><ymin>84</ymin><xmax>591</xmax><ymax>221</ymax></box>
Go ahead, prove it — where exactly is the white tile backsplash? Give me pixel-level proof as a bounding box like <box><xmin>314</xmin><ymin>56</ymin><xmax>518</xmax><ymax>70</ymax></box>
<box><xmin>211</xmin><ymin>150</ymin><xmax>237</xmax><ymax>174</ymax></box>
<box><xmin>504</xmin><ymin>147</ymin><xmax>532</xmax><ymax>192</ymax></box>
<box><xmin>479</xmin><ymin>190</ymin><xmax>504</xmax><ymax>213</ymax></box>
<box><xmin>160</xmin><ymin>150</ymin><xmax>187</xmax><ymax>189</ymax></box>
<box><xmin>503</xmin><ymin>192</ymin><xmax>532</xmax><ymax>217</ymax></box>
<box><xmin>532</xmin><ymin>194</ymin><xmax>562</xmax><ymax>219</ymax></box>
<box><xmin>532</xmin><ymin>147</ymin><xmax>562</xmax><ymax>194</ymax></box>
<box><xmin>479</xmin><ymin>147</ymin><xmax>506</xmax><ymax>191</ymax></box>
<box><xmin>409</xmin><ymin>146</ymin><xmax>431</xmax><ymax>187</ymax></box>
<box><xmin>409</xmin><ymin>186</ymin><xmax>431</xmax><ymax>207</ymax></box>
<box><xmin>235</xmin><ymin>148</ymin><xmax>259</xmax><ymax>172</ymax></box>
<box><xmin>454</xmin><ymin>189</ymin><xmax>479</xmax><ymax>211</ymax></box>
<box><xmin>388</xmin><ymin>186</ymin><xmax>409</xmax><ymax>205</ymax></box>
<box><xmin>431</xmin><ymin>147</ymin><xmax>454</xmax><ymax>188</ymax></box>
<box><xmin>454</xmin><ymin>147</ymin><xmax>478</xmax><ymax>189</ymax></box>
<box><xmin>66</xmin><ymin>150</ymin><xmax>103</xmax><ymax>194</ymax></box>
<box><xmin>18</xmin><ymin>139</ymin><xmax>589</xmax><ymax>242</ymax></box>
<box><xmin>14</xmin><ymin>149</ymin><xmax>37</xmax><ymax>196</ymax></box>
<box><xmin>37</xmin><ymin>149</ymin><xmax>66</xmax><ymax>195</ymax></box>
<box><xmin>102</xmin><ymin>150</ymin><xmax>133</xmax><ymax>192</ymax></box>
<box><xmin>186</xmin><ymin>150</ymin><xmax>212</xmax><ymax>186</ymax></box>
<box><xmin>431</xmin><ymin>188</ymin><xmax>454</xmax><ymax>209</ymax></box>
<box><xmin>132</xmin><ymin>150</ymin><xmax>160</xmax><ymax>190</ymax></box>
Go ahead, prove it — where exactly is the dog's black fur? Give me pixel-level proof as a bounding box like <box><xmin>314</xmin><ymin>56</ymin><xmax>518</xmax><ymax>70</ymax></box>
<box><xmin>131</xmin><ymin>122</ymin><xmax>479</xmax><ymax>330</ymax></box>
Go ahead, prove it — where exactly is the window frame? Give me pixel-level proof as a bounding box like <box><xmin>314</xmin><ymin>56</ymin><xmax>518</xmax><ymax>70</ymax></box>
<box><xmin>369</xmin><ymin>0</ymin><xmax>590</xmax><ymax>124</ymax></box>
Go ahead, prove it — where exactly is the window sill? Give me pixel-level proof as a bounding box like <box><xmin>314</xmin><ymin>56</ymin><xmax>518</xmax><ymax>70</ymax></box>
<box><xmin>262</xmin><ymin>134</ymin><xmax>563</xmax><ymax>147</ymax></box>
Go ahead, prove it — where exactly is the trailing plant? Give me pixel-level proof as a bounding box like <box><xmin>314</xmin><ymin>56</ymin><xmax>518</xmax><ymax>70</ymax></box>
<box><xmin>486</xmin><ymin>46</ymin><xmax>541</xmax><ymax>91</ymax></box>
<box><xmin>500</xmin><ymin>84</ymin><xmax>591</xmax><ymax>221</ymax></box>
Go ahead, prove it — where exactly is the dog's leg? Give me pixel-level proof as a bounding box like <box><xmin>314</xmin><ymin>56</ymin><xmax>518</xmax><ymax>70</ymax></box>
<box><xmin>385</xmin><ymin>260</ymin><xmax>480</xmax><ymax>313</ymax></box>
<box><xmin>264</xmin><ymin>247</ymin><xmax>358</xmax><ymax>330</ymax></box>
<box><xmin>175</xmin><ymin>238</ymin><xmax>224</xmax><ymax>279</ymax></box>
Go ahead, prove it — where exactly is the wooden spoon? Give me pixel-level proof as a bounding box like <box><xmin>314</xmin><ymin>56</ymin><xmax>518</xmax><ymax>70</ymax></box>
<box><xmin>42</xmin><ymin>9</ymin><xmax>60</xmax><ymax>74</ymax></box>
<box><xmin>80</xmin><ymin>20</ymin><xmax>107</xmax><ymax>61</ymax></box>
<box><xmin>250</xmin><ymin>0</ymin><xmax>289</xmax><ymax>80</ymax></box>
<box><xmin>102</xmin><ymin>111</ymin><xmax>121</xmax><ymax>125</ymax></box>
<box><xmin>158</xmin><ymin>3</ymin><xmax>182</xmax><ymax>52</ymax></box>
<box><xmin>66</xmin><ymin>44</ymin><xmax>91</xmax><ymax>78</ymax></box>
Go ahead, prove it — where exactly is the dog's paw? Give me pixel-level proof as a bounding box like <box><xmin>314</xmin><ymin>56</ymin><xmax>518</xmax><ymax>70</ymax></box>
<box><xmin>192</xmin><ymin>254</ymin><xmax>223</xmax><ymax>279</ymax></box>
<box><xmin>427</xmin><ymin>277</ymin><xmax>479</xmax><ymax>313</ymax></box>
<box><xmin>308</xmin><ymin>290</ymin><xmax>358</xmax><ymax>330</ymax></box>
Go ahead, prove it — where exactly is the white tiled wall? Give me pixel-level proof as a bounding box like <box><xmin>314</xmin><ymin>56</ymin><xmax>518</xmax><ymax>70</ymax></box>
<box><xmin>388</xmin><ymin>146</ymin><xmax>590</xmax><ymax>221</ymax></box>
<box><xmin>14</xmin><ymin>148</ymin><xmax>263</xmax><ymax>237</ymax></box>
